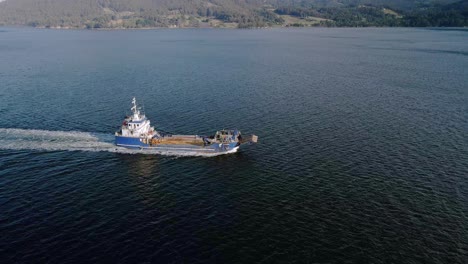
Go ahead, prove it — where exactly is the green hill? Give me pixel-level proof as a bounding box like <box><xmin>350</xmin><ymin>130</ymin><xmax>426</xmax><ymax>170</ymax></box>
<box><xmin>0</xmin><ymin>0</ymin><xmax>466</xmax><ymax>28</ymax></box>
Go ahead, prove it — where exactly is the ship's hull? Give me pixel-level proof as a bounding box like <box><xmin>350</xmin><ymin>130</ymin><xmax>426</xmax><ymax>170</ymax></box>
<box><xmin>115</xmin><ymin>135</ymin><xmax>240</xmax><ymax>153</ymax></box>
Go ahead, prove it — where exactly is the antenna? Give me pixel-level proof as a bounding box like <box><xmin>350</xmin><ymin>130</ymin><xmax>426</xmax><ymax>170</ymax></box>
<box><xmin>131</xmin><ymin>97</ymin><xmax>138</xmax><ymax>114</ymax></box>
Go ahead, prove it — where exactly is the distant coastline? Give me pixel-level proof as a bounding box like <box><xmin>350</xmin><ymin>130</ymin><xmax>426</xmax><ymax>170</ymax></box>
<box><xmin>1</xmin><ymin>0</ymin><xmax>467</xmax><ymax>29</ymax></box>
<box><xmin>8</xmin><ymin>24</ymin><xmax>468</xmax><ymax>31</ymax></box>
<box><xmin>20</xmin><ymin>26</ymin><xmax>468</xmax><ymax>31</ymax></box>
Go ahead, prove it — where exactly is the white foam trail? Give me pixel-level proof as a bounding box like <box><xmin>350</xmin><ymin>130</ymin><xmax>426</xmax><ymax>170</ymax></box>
<box><xmin>0</xmin><ymin>128</ymin><xmax>237</xmax><ymax>157</ymax></box>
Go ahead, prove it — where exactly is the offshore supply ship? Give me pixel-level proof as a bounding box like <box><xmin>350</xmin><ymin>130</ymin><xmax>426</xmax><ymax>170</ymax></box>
<box><xmin>115</xmin><ymin>98</ymin><xmax>257</xmax><ymax>154</ymax></box>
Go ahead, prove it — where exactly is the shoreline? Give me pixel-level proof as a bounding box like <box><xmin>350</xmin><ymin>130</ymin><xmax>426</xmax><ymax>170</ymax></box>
<box><xmin>1</xmin><ymin>25</ymin><xmax>467</xmax><ymax>31</ymax></box>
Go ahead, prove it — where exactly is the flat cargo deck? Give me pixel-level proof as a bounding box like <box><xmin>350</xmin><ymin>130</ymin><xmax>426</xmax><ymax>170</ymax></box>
<box><xmin>149</xmin><ymin>135</ymin><xmax>205</xmax><ymax>146</ymax></box>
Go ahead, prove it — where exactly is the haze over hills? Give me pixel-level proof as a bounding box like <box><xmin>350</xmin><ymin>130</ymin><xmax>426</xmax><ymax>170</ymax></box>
<box><xmin>0</xmin><ymin>0</ymin><xmax>466</xmax><ymax>28</ymax></box>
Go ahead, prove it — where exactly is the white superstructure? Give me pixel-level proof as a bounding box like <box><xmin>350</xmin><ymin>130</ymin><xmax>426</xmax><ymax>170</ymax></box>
<box><xmin>116</xmin><ymin>97</ymin><xmax>158</xmax><ymax>139</ymax></box>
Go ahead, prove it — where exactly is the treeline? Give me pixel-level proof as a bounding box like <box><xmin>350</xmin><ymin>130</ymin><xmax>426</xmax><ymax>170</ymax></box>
<box><xmin>318</xmin><ymin>7</ymin><xmax>401</xmax><ymax>27</ymax></box>
<box><xmin>0</xmin><ymin>0</ymin><xmax>273</xmax><ymax>28</ymax></box>
<box><xmin>0</xmin><ymin>0</ymin><xmax>467</xmax><ymax>28</ymax></box>
<box><xmin>275</xmin><ymin>1</ymin><xmax>468</xmax><ymax>27</ymax></box>
<box><xmin>275</xmin><ymin>6</ymin><xmax>401</xmax><ymax>27</ymax></box>
<box><xmin>402</xmin><ymin>1</ymin><xmax>468</xmax><ymax>27</ymax></box>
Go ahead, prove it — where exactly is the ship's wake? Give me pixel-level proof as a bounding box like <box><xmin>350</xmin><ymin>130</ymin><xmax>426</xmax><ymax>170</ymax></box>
<box><xmin>0</xmin><ymin>128</ymin><xmax>237</xmax><ymax>157</ymax></box>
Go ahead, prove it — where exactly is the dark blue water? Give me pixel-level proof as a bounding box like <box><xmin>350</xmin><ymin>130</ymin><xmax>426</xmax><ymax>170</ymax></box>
<box><xmin>1</xmin><ymin>27</ymin><xmax>467</xmax><ymax>263</ymax></box>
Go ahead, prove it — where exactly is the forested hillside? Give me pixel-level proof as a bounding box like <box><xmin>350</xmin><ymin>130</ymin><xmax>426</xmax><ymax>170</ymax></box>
<box><xmin>0</xmin><ymin>0</ymin><xmax>466</xmax><ymax>28</ymax></box>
